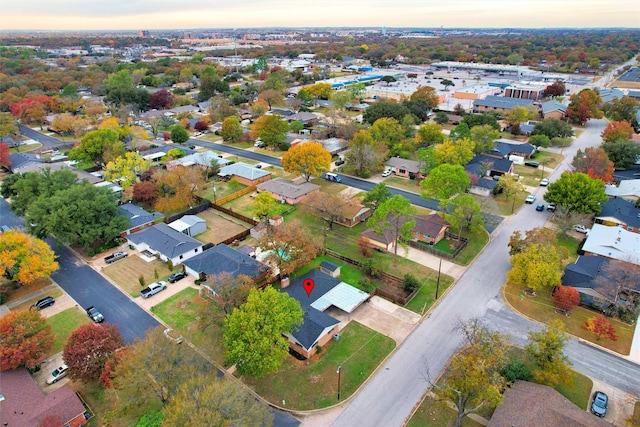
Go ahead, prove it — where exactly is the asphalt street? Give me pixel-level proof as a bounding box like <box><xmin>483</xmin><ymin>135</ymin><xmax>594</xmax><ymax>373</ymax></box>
<box><xmin>332</xmin><ymin>118</ymin><xmax>640</xmax><ymax>427</ymax></box>
<box><xmin>18</xmin><ymin>124</ymin><xmax>68</xmax><ymax>149</ymax></box>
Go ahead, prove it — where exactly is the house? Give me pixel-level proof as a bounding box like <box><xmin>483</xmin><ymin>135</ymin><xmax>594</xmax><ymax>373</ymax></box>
<box><xmin>218</xmin><ymin>162</ymin><xmax>271</xmax><ymax>186</ymax></box>
<box><xmin>581</xmin><ymin>223</ymin><xmax>640</xmax><ymax>266</ymax></box>
<box><xmin>337</xmin><ymin>202</ymin><xmax>371</xmax><ymax>228</ymax></box>
<box><xmin>519</xmin><ymin>120</ymin><xmax>537</xmax><ymax>135</ymax></box>
<box><xmin>139</xmin><ymin>145</ymin><xmax>197</xmax><ymax>162</ymax></box>
<box><xmin>465</xmin><ymin>153</ymin><xmax>514</xmax><ymax>178</ymax></box>
<box><xmin>492</xmin><ymin>140</ymin><xmax>536</xmax><ymax>159</ymax></box>
<box><xmin>0</xmin><ymin>368</ymin><xmax>88</xmax><ymax>427</ymax></box>
<box><xmin>127</xmin><ymin>222</ymin><xmax>204</xmax><ymax>265</ymax></box>
<box><xmin>384</xmin><ymin>157</ymin><xmax>422</xmax><ymax>178</ymax></box>
<box><xmin>472</xmin><ymin>95</ymin><xmax>533</xmax><ymax>114</ymax></box>
<box><xmin>256</xmin><ymin>178</ymin><xmax>319</xmax><ymax>204</ymax></box>
<box><xmin>168</xmin><ymin>215</ymin><xmax>207</xmax><ymax>237</ymax></box>
<box><xmin>598</xmin><ymin>88</ymin><xmax>624</xmax><ymax>104</ymax></box>
<box><xmin>469</xmin><ymin>177</ymin><xmax>498</xmax><ymax>197</ymax></box>
<box><xmin>183</xmin><ymin>243</ymin><xmax>269</xmax><ymax>285</ymax></box>
<box><xmin>281</xmin><ymin>270</ymin><xmax>370</xmax><ymax>358</ymax></box>
<box><xmin>360</xmin><ymin>227</ymin><xmax>399</xmax><ymax>253</ymax></box>
<box><xmin>594</xmin><ymin>197</ymin><xmax>640</xmax><ymax>233</ymax></box>
<box><xmin>605</xmin><ymin>179</ymin><xmax>640</xmax><ymax>203</ymax></box>
<box><xmin>287</xmin><ymin>111</ymin><xmax>319</xmax><ymax>127</ymax></box>
<box><xmin>412</xmin><ymin>214</ymin><xmax>450</xmax><ymax>244</ymax></box>
<box><xmin>167</xmin><ymin>150</ymin><xmax>231</xmax><ymax>170</ymax></box>
<box><xmin>94</xmin><ymin>181</ymin><xmax>123</xmax><ymax>198</ymax></box>
<box><xmin>7</xmin><ymin>152</ymin><xmax>67</xmax><ymax>174</ymax></box>
<box><xmin>541</xmin><ymin>100</ymin><xmax>567</xmax><ymax>119</ymax></box>
<box><xmin>503</xmin><ymin>83</ymin><xmax>546</xmax><ymax>101</ymax></box>
<box><xmin>562</xmin><ymin>255</ymin><xmax>640</xmax><ymax>310</ymax></box>
<box><xmin>488</xmin><ymin>380</ymin><xmax>613</xmax><ymax>427</ymax></box>
<box><xmin>117</xmin><ymin>203</ymin><xmax>164</xmax><ymax>236</ymax></box>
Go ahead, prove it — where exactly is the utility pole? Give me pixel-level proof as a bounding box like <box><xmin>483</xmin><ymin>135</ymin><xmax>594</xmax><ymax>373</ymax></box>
<box><xmin>435</xmin><ymin>257</ymin><xmax>442</xmax><ymax>300</ymax></box>
<box><xmin>336</xmin><ymin>365</ymin><xmax>342</xmax><ymax>401</ymax></box>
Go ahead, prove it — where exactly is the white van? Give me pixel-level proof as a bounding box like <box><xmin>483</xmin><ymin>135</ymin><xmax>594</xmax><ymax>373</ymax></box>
<box><xmin>325</xmin><ymin>172</ymin><xmax>342</xmax><ymax>183</ymax></box>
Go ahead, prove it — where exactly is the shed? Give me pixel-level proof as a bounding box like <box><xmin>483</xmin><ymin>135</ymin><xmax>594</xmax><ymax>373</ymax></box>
<box><xmin>319</xmin><ymin>261</ymin><xmax>341</xmax><ymax>278</ymax></box>
<box><xmin>168</xmin><ymin>215</ymin><xmax>207</xmax><ymax>237</ymax></box>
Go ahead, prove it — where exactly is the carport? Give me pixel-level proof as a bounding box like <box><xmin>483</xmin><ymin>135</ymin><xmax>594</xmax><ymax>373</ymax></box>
<box><xmin>311</xmin><ymin>282</ymin><xmax>370</xmax><ymax>313</ymax></box>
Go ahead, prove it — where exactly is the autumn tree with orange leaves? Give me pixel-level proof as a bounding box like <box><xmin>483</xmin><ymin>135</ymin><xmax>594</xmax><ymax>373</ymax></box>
<box><xmin>153</xmin><ymin>165</ymin><xmax>205</xmax><ymax>214</ymax></box>
<box><xmin>0</xmin><ymin>230</ymin><xmax>58</xmax><ymax>286</ymax></box>
<box><xmin>583</xmin><ymin>316</ymin><xmax>618</xmax><ymax>342</ymax></box>
<box><xmin>0</xmin><ymin>309</ymin><xmax>55</xmax><ymax>370</ymax></box>
<box><xmin>281</xmin><ymin>141</ymin><xmax>331</xmax><ymax>182</ymax></box>
<box><xmin>571</xmin><ymin>147</ymin><xmax>614</xmax><ymax>183</ymax></box>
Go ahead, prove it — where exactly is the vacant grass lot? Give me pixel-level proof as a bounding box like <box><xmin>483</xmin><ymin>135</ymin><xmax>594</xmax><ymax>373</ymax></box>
<box><xmin>504</xmin><ymin>281</ymin><xmax>635</xmax><ymax>354</ymax></box>
<box><xmin>46</xmin><ymin>307</ymin><xmax>91</xmax><ymax>356</ymax></box>
<box><xmin>193</xmin><ymin>208</ymin><xmax>252</xmax><ymax>244</ymax></box>
<box><xmin>244</xmin><ymin>321</ymin><xmax>395</xmax><ymax>409</ymax></box>
<box><xmin>102</xmin><ymin>256</ymin><xmax>174</xmax><ymax>297</ymax></box>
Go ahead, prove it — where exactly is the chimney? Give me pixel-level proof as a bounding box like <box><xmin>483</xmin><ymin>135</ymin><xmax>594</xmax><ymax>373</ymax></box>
<box><xmin>281</xmin><ymin>277</ymin><xmax>290</xmax><ymax>288</ymax></box>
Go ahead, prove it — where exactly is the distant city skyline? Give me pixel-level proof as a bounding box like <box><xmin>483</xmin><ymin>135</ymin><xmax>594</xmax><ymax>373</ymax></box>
<box><xmin>2</xmin><ymin>0</ymin><xmax>639</xmax><ymax>31</ymax></box>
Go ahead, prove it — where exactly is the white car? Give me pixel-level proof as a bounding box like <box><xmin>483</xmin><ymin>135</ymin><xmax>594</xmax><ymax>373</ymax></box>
<box><xmin>46</xmin><ymin>364</ymin><xmax>69</xmax><ymax>384</ymax></box>
<box><xmin>573</xmin><ymin>224</ymin><xmax>590</xmax><ymax>234</ymax></box>
<box><xmin>382</xmin><ymin>169</ymin><xmax>393</xmax><ymax>177</ymax></box>
<box><xmin>540</xmin><ymin>178</ymin><xmax>550</xmax><ymax>186</ymax></box>
<box><xmin>525</xmin><ymin>194</ymin><xmax>536</xmax><ymax>204</ymax></box>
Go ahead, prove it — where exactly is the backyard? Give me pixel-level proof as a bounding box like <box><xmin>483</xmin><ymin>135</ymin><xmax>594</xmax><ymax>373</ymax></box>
<box><xmin>192</xmin><ymin>208</ymin><xmax>253</xmax><ymax>244</ymax></box>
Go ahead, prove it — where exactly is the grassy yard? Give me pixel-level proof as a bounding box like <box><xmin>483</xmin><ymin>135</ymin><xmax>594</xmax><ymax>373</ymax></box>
<box><xmin>472</xmin><ymin>189</ymin><xmax>530</xmax><ymax>217</ymax></box>
<box><xmin>243</xmin><ymin>321</ymin><xmax>395</xmax><ymax>409</ymax></box>
<box><xmin>1</xmin><ymin>278</ymin><xmax>52</xmax><ymax>304</ymax></box>
<box><xmin>46</xmin><ymin>307</ymin><xmax>91</xmax><ymax>356</ymax></box>
<box><xmin>199</xmin><ymin>133</ymin><xmax>224</xmax><ymax>143</ymax></box>
<box><xmin>554</xmin><ymin>370</ymin><xmax>593</xmax><ymax>410</ymax></box>
<box><xmin>102</xmin><ymin>256</ymin><xmax>174</xmax><ymax>297</ymax></box>
<box><xmin>197</xmin><ymin>178</ymin><xmax>247</xmax><ymax>201</ymax></box>
<box><xmin>532</xmin><ymin>150</ymin><xmax>564</xmax><ymax>169</ymax></box>
<box><xmin>222</xmin><ymin>192</ymin><xmax>295</xmax><ymax>219</ymax></box>
<box><xmin>556</xmin><ymin>233</ymin><xmax>581</xmax><ymax>263</ymax></box>
<box><xmin>451</xmin><ymin>226</ymin><xmax>489</xmax><ymax>266</ymax></box>
<box><xmin>513</xmin><ymin>164</ymin><xmax>550</xmax><ymax>187</ymax></box>
<box><xmin>192</xmin><ymin>208</ymin><xmax>252</xmax><ymax>244</ymax></box>
<box><xmin>385</xmin><ymin>176</ymin><xmax>423</xmax><ymax>194</ymax></box>
<box><xmin>504</xmin><ymin>281</ymin><xmax>635</xmax><ymax>354</ymax></box>
<box><xmin>407</xmin><ymin>395</ymin><xmax>483</xmax><ymax>427</ymax></box>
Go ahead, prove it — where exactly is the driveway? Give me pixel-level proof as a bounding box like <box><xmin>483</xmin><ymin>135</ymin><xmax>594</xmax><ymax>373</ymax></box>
<box><xmin>32</xmin><ymin>352</ymin><xmax>69</xmax><ymax>391</ymax></box>
<box><xmin>589</xmin><ymin>378</ymin><xmax>637</xmax><ymax>426</ymax></box>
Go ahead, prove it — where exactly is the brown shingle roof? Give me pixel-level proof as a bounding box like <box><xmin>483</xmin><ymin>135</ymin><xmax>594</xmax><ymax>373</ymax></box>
<box><xmin>414</xmin><ymin>214</ymin><xmax>450</xmax><ymax>237</ymax></box>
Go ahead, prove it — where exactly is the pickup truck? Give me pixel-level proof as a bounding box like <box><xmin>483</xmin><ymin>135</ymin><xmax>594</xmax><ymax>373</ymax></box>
<box><xmin>86</xmin><ymin>306</ymin><xmax>104</xmax><ymax>323</ymax></box>
<box><xmin>140</xmin><ymin>281</ymin><xmax>167</xmax><ymax>299</ymax></box>
<box><xmin>104</xmin><ymin>251</ymin><xmax>128</xmax><ymax>264</ymax></box>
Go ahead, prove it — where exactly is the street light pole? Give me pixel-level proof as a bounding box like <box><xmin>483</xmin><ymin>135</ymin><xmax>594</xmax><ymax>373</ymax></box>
<box><xmin>435</xmin><ymin>257</ymin><xmax>442</xmax><ymax>300</ymax></box>
<box><xmin>337</xmin><ymin>365</ymin><xmax>342</xmax><ymax>401</ymax></box>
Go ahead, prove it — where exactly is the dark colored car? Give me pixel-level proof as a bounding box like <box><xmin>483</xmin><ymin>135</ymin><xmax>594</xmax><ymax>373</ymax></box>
<box><xmin>335</xmin><ymin>159</ymin><xmax>345</xmax><ymax>166</ymax></box>
<box><xmin>168</xmin><ymin>271</ymin><xmax>187</xmax><ymax>283</ymax></box>
<box><xmin>590</xmin><ymin>391</ymin><xmax>608</xmax><ymax>417</ymax></box>
<box><xmin>535</xmin><ymin>203</ymin><xmax>545</xmax><ymax>211</ymax></box>
<box><xmin>525</xmin><ymin>161</ymin><xmax>540</xmax><ymax>168</ymax></box>
<box><xmin>33</xmin><ymin>296</ymin><xmax>55</xmax><ymax>310</ymax></box>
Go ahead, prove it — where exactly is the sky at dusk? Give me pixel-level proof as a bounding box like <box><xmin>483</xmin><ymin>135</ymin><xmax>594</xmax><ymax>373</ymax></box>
<box><xmin>2</xmin><ymin>0</ymin><xmax>639</xmax><ymax>31</ymax></box>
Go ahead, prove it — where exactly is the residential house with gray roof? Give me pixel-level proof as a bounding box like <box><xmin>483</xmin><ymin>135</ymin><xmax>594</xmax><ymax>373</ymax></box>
<box><xmin>541</xmin><ymin>100</ymin><xmax>567</xmax><ymax>119</ymax></box>
<box><xmin>384</xmin><ymin>157</ymin><xmax>422</xmax><ymax>178</ymax></box>
<box><xmin>581</xmin><ymin>223</ymin><xmax>640</xmax><ymax>266</ymax></box>
<box><xmin>183</xmin><ymin>243</ymin><xmax>269</xmax><ymax>286</ymax></box>
<box><xmin>118</xmin><ymin>203</ymin><xmax>164</xmax><ymax>236</ymax></box>
<box><xmin>492</xmin><ymin>140</ymin><xmax>536</xmax><ymax>159</ymax></box>
<box><xmin>594</xmin><ymin>197</ymin><xmax>640</xmax><ymax>233</ymax></box>
<box><xmin>465</xmin><ymin>153</ymin><xmax>514</xmax><ymax>178</ymax></box>
<box><xmin>605</xmin><ymin>179</ymin><xmax>640</xmax><ymax>203</ymax></box>
<box><xmin>472</xmin><ymin>95</ymin><xmax>533</xmax><ymax>114</ymax></box>
<box><xmin>127</xmin><ymin>222</ymin><xmax>204</xmax><ymax>265</ymax></box>
<box><xmin>257</xmin><ymin>178</ymin><xmax>319</xmax><ymax>204</ymax></box>
<box><xmin>218</xmin><ymin>162</ymin><xmax>271</xmax><ymax>186</ymax></box>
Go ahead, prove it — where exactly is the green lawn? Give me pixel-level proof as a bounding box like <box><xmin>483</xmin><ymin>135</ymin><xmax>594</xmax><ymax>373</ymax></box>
<box><xmin>513</xmin><ymin>164</ymin><xmax>550</xmax><ymax>187</ymax></box>
<box><xmin>451</xmin><ymin>226</ymin><xmax>489</xmax><ymax>266</ymax></box>
<box><xmin>243</xmin><ymin>321</ymin><xmax>395</xmax><ymax>409</ymax></box>
<box><xmin>151</xmin><ymin>287</ymin><xmax>201</xmax><ymax>330</ymax></box>
<box><xmin>556</xmin><ymin>234</ymin><xmax>581</xmax><ymax>263</ymax></box>
<box><xmin>554</xmin><ymin>370</ymin><xmax>593</xmax><ymax>410</ymax></box>
<box><xmin>46</xmin><ymin>307</ymin><xmax>91</xmax><ymax>356</ymax></box>
<box><xmin>532</xmin><ymin>150</ymin><xmax>564</xmax><ymax>169</ymax></box>
<box><xmin>407</xmin><ymin>395</ymin><xmax>483</xmax><ymax>427</ymax></box>
<box><xmin>385</xmin><ymin>176</ymin><xmax>423</xmax><ymax>194</ymax></box>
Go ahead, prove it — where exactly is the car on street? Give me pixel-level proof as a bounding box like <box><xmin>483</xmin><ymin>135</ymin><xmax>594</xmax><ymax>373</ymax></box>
<box><xmin>335</xmin><ymin>159</ymin><xmax>345</xmax><ymax>166</ymax></box>
<box><xmin>525</xmin><ymin>161</ymin><xmax>540</xmax><ymax>168</ymax></box>
<box><xmin>535</xmin><ymin>203</ymin><xmax>545</xmax><ymax>211</ymax></box>
<box><xmin>547</xmin><ymin>204</ymin><xmax>556</xmax><ymax>212</ymax></box>
<box><xmin>86</xmin><ymin>306</ymin><xmax>104</xmax><ymax>323</ymax></box>
<box><xmin>382</xmin><ymin>169</ymin><xmax>393</xmax><ymax>177</ymax></box>
<box><xmin>168</xmin><ymin>271</ymin><xmax>187</xmax><ymax>283</ymax></box>
<box><xmin>33</xmin><ymin>296</ymin><xmax>55</xmax><ymax>310</ymax></box>
<box><xmin>590</xmin><ymin>391</ymin><xmax>608</xmax><ymax>417</ymax></box>
<box><xmin>525</xmin><ymin>194</ymin><xmax>536</xmax><ymax>204</ymax></box>
<box><xmin>540</xmin><ymin>178</ymin><xmax>550</xmax><ymax>186</ymax></box>
<box><xmin>573</xmin><ymin>224</ymin><xmax>590</xmax><ymax>234</ymax></box>
<box><xmin>140</xmin><ymin>281</ymin><xmax>167</xmax><ymax>298</ymax></box>
<box><xmin>104</xmin><ymin>251</ymin><xmax>128</xmax><ymax>264</ymax></box>
<box><xmin>46</xmin><ymin>364</ymin><xmax>69</xmax><ymax>384</ymax></box>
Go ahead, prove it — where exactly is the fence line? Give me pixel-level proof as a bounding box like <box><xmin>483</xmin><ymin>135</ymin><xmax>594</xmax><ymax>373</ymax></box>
<box><xmin>214</xmin><ymin>185</ymin><xmax>256</xmax><ymax>205</ymax></box>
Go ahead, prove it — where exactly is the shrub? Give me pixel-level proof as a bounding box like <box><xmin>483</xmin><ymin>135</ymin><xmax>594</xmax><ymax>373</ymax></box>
<box><xmin>500</xmin><ymin>360</ymin><xmax>532</xmax><ymax>384</ymax></box>
<box><xmin>403</xmin><ymin>274</ymin><xmax>421</xmax><ymax>293</ymax></box>
<box><xmin>138</xmin><ymin>276</ymin><xmax>145</xmax><ymax>287</ymax></box>
<box><xmin>358</xmin><ymin>278</ymin><xmax>376</xmax><ymax>293</ymax></box>
<box><xmin>358</xmin><ymin>236</ymin><xmax>372</xmax><ymax>257</ymax></box>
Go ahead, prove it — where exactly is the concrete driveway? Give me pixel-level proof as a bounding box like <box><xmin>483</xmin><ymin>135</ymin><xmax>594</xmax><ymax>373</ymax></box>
<box><xmin>32</xmin><ymin>352</ymin><xmax>69</xmax><ymax>392</ymax></box>
<box><xmin>589</xmin><ymin>378</ymin><xmax>637</xmax><ymax>426</ymax></box>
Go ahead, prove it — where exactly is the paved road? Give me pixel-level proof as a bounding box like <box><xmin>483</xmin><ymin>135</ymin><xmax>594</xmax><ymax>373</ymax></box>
<box><xmin>332</xmin><ymin>118</ymin><xmax>640</xmax><ymax>426</ymax></box>
<box><xmin>18</xmin><ymin>124</ymin><xmax>67</xmax><ymax>149</ymax></box>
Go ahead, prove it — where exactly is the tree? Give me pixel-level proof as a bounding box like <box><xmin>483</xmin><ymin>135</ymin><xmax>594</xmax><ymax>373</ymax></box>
<box><xmin>69</xmin><ymin>128</ymin><xmax>119</xmax><ymax>165</ymax></box>
<box><xmin>566</xmin><ymin>88</ymin><xmax>603</xmax><ymax>124</ymax></box>
<box><xmin>462</xmin><ymin>113</ymin><xmax>500</xmax><ymax>131</ymax></box>
<box><xmin>410</xmin><ymin>86</ymin><xmax>439</xmax><ymax>110</ymax></box>
<box><xmin>302</xmin><ymin>191</ymin><xmax>348</xmax><ymax>231</ymax></box>
<box><xmin>543</xmin><ymin>81</ymin><xmax>566</xmax><ymax>97</ymax></box>
<box><xmin>367</xmin><ymin>195</ymin><xmax>416</xmax><ymax>263</ymax></box>
<box><xmin>448</xmin><ymin>195</ymin><xmax>483</xmax><ymax>235</ymax></box>
<box><xmin>250</xmin><ymin>115</ymin><xmax>289</xmax><ymax>149</ymax></box>
<box><xmin>26</xmin><ymin>182</ymin><xmax>128</xmax><ymax>248</ymax></box>
<box><xmin>449</xmin><ymin>122</ymin><xmax>471</xmax><ymax>141</ymax></box>
<box><xmin>435</xmin><ymin>138</ymin><xmax>475</xmax><ymax>166</ymax></box>
<box><xmin>104</xmin><ymin>152</ymin><xmax>152</xmax><ymax>190</ymax></box>
<box><xmin>528</xmin><ymin>134</ymin><xmax>551</xmax><ymax>148</ymax></box>
<box><xmin>63</xmin><ymin>323</ymin><xmax>123</xmax><ymax>382</ymax></box>
<box><xmin>602</xmin><ymin>139</ymin><xmax>640</xmax><ymax>170</ymax></box>
<box><xmin>571</xmin><ymin>147</ymin><xmax>614</xmax><ymax>183</ymax></box>
<box><xmin>508</xmin><ymin>228</ymin><xmax>561</xmax><ymax>256</ymax></box>
<box><xmin>170</xmin><ymin>125</ymin><xmax>189</xmax><ymax>144</ymax></box>
<box><xmin>506</xmin><ymin>106</ymin><xmax>535</xmax><ymax>128</ymax></box>
<box><xmin>224</xmin><ymin>287</ymin><xmax>303</xmax><ymax>378</ymax></box>
<box><xmin>416</xmin><ymin>123</ymin><xmax>445</xmax><ymax>146</ymax></box>
<box><xmin>345</xmin><ymin>130</ymin><xmax>388</xmax><ymax>177</ymax></box>
<box><xmin>421</xmin><ymin>164</ymin><xmax>471</xmax><ymax>216</ymax></box>
<box><xmin>440</xmin><ymin>78</ymin><xmax>454</xmax><ymax>91</ymax></box>
<box><xmin>605</xmin><ymin>96</ymin><xmax>639</xmax><ymax>125</ymax></box>
<box><xmin>363</xmin><ymin>182</ymin><xmax>392</xmax><ymax>212</ymax></box>
<box><xmin>543</xmin><ymin>172</ymin><xmax>608</xmax><ymax>214</ymax></box>
<box><xmin>0</xmin><ymin>230</ymin><xmax>58</xmax><ymax>285</ymax></box>
<box><xmin>149</xmin><ymin>88</ymin><xmax>173</xmax><ymax>110</ymax></box>
<box><xmin>132</xmin><ymin>180</ymin><xmax>158</xmax><ymax>204</ymax></box>
<box><xmin>531</xmin><ymin>119</ymin><xmax>574</xmax><ymax>139</ymax></box>
<box><xmin>252</xmin><ymin>191</ymin><xmax>277</xmax><ymax>221</ymax></box>
<box><xmin>429</xmin><ymin>320</ymin><xmax>509</xmax><ymax>427</ymax></box>
<box><xmin>257</xmin><ymin>219</ymin><xmax>322</xmax><ymax>277</ymax></box>
<box><xmin>508</xmin><ymin>243</ymin><xmax>564</xmax><ymax>291</ymax></box>
<box><xmin>0</xmin><ymin>143</ymin><xmax>9</xmax><ymax>169</ymax></box>
<box><xmin>153</xmin><ymin>166</ymin><xmax>206</xmax><ymax>214</ymax></box>
<box><xmin>595</xmin><ymin>260</ymin><xmax>640</xmax><ymax>318</ymax></box>
<box><xmin>281</xmin><ymin>141</ymin><xmax>331</xmax><ymax>182</ymax></box>
<box><xmin>258</xmin><ymin>89</ymin><xmax>285</xmax><ymax>110</ymax></box>
<box><xmin>5</xmin><ymin>168</ymin><xmax>79</xmax><ymax>216</ymax></box>
<box><xmin>525</xmin><ymin>320</ymin><xmax>572</xmax><ymax>388</ymax></box>
<box><xmin>369</xmin><ymin>117</ymin><xmax>404</xmax><ymax>150</ymax></box>
<box><xmin>434</xmin><ymin>111</ymin><xmax>449</xmax><ymax>125</ymax></box>
<box><xmin>363</xmin><ymin>101</ymin><xmax>412</xmax><ymax>125</ymax></box>
<box><xmin>470</xmin><ymin>125</ymin><xmax>500</xmax><ymax>154</ymax></box>
<box><xmin>553</xmin><ymin>285</ymin><xmax>580</xmax><ymax>314</ymax></box>
<box><xmin>601</xmin><ymin>121</ymin><xmax>634</xmax><ymax>143</ymax></box>
<box><xmin>496</xmin><ymin>174</ymin><xmax>525</xmax><ymax>214</ymax></box>
<box><xmin>0</xmin><ymin>112</ymin><xmax>19</xmax><ymax>143</ymax></box>
<box><xmin>220</xmin><ymin>116</ymin><xmax>243</xmax><ymax>142</ymax></box>
<box><xmin>583</xmin><ymin>316</ymin><xmax>618</xmax><ymax>342</ymax></box>
<box><xmin>0</xmin><ymin>310</ymin><xmax>55</xmax><ymax>370</ymax></box>
<box><xmin>163</xmin><ymin>374</ymin><xmax>273</xmax><ymax>427</ymax></box>
<box><xmin>416</xmin><ymin>146</ymin><xmax>438</xmax><ymax>176</ymax></box>
<box><xmin>203</xmin><ymin>273</ymin><xmax>254</xmax><ymax>317</ymax></box>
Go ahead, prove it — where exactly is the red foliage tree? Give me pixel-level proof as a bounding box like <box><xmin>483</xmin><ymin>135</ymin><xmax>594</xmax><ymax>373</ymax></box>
<box><xmin>552</xmin><ymin>285</ymin><xmax>581</xmax><ymax>313</ymax></box>
<box><xmin>571</xmin><ymin>147</ymin><xmax>614</xmax><ymax>183</ymax></box>
<box><xmin>162</xmin><ymin>131</ymin><xmax>170</xmax><ymax>140</ymax></box>
<box><xmin>601</xmin><ymin>121</ymin><xmax>634</xmax><ymax>143</ymax></box>
<box><xmin>543</xmin><ymin>81</ymin><xmax>566</xmax><ymax>97</ymax></box>
<box><xmin>0</xmin><ymin>310</ymin><xmax>55</xmax><ymax>370</ymax></box>
<box><xmin>0</xmin><ymin>143</ymin><xmax>10</xmax><ymax>167</ymax></box>
<box><xmin>582</xmin><ymin>316</ymin><xmax>618</xmax><ymax>341</ymax></box>
<box><xmin>63</xmin><ymin>323</ymin><xmax>123</xmax><ymax>382</ymax></box>
<box><xmin>149</xmin><ymin>89</ymin><xmax>173</xmax><ymax>110</ymax></box>
<box><xmin>132</xmin><ymin>180</ymin><xmax>158</xmax><ymax>203</ymax></box>
<box><xmin>99</xmin><ymin>345</ymin><xmax>130</xmax><ymax>388</ymax></box>
<box><xmin>194</xmin><ymin>120</ymin><xmax>209</xmax><ymax>131</ymax></box>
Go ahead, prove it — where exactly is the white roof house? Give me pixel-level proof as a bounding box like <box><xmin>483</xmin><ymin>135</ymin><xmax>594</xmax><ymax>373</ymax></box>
<box><xmin>582</xmin><ymin>224</ymin><xmax>640</xmax><ymax>266</ymax></box>
<box><xmin>605</xmin><ymin>179</ymin><xmax>640</xmax><ymax>201</ymax></box>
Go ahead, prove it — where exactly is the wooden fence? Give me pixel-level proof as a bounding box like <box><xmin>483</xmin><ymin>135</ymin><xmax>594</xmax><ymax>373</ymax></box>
<box><xmin>214</xmin><ymin>185</ymin><xmax>256</xmax><ymax>206</ymax></box>
<box><xmin>165</xmin><ymin>200</ymin><xmax>212</xmax><ymax>224</ymax></box>
<box><xmin>211</xmin><ymin>203</ymin><xmax>258</xmax><ymax>226</ymax></box>
<box><xmin>408</xmin><ymin>232</ymin><xmax>468</xmax><ymax>260</ymax></box>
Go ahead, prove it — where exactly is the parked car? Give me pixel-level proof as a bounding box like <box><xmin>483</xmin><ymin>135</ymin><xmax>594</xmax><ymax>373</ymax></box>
<box><xmin>525</xmin><ymin>161</ymin><xmax>540</xmax><ymax>168</ymax></box>
<box><xmin>140</xmin><ymin>281</ymin><xmax>167</xmax><ymax>298</ymax></box>
<box><xmin>525</xmin><ymin>194</ymin><xmax>536</xmax><ymax>204</ymax></box>
<box><xmin>46</xmin><ymin>364</ymin><xmax>69</xmax><ymax>384</ymax></box>
<box><xmin>86</xmin><ymin>306</ymin><xmax>104</xmax><ymax>323</ymax></box>
<box><xmin>382</xmin><ymin>169</ymin><xmax>393</xmax><ymax>177</ymax></box>
<box><xmin>540</xmin><ymin>178</ymin><xmax>550</xmax><ymax>186</ymax></box>
<box><xmin>104</xmin><ymin>251</ymin><xmax>128</xmax><ymax>264</ymax></box>
<box><xmin>573</xmin><ymin>224</ymin><xmax>590</xmax><ymax>234</ymax></box>
<box><xmin>168</xmin><ymin>271</ymin><xmax>187</xmax><ymax>283</ymax></box>
<box><xmin>325</xmin><ymin>172</ymin><xmax>342</xmax><ymax>182</ymax></box>
<box><xmin>546</xmin><ymin>204</ymin><xmax>556</xmax><ymax>212</ymax></box>
<box><xmin>335</xmin><ymin>159</ymin><xmax>345</xmax><ymax>166</ymax></box>
<box><xmin>254</xmin><ymin>140</ymin><xmax>266</xmax><ymax>148</ymax></box>
<box><xmin>535</xmin><ymin>203</ymin><xmax>545</xmax><ymax>211</ymax></box>
<box><xmin>590</xmin><ymin>391</ymin><xmax>608</xmax><ymax>417</ymax></box>
<box><xmin>164</xmin><ymin>328</ymin><xmax>183</xmax><ymax>344</ymax></box>
<box><xmin>33</xmin><ymin>296</ymin><xmax>55</xmax><ymax>310</ymax></box>
<box><xmin>254</xmin><ymin>164</ymin><xmax>262</xmax><ymax>168</ymax></box>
